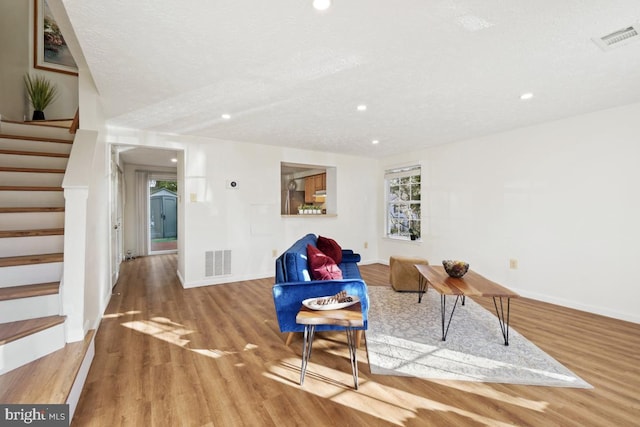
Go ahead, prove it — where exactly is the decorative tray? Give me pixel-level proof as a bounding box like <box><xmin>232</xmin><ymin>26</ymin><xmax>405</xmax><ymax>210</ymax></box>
<box><xmin>302</xmin><ymin>295</ymin><xmax>360</xmax><ymax>311</ymax></box>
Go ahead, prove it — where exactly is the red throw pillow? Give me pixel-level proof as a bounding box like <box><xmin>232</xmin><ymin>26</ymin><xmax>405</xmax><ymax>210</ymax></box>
<box><xmin>307</xmin><ymin>244</ymin><xmax>343</xmax><ymax>280</ymax></box>
<box><xmin>317</xmin><ymin>235</ymin><xmax>342</xmax><ymax>265</ymax></box>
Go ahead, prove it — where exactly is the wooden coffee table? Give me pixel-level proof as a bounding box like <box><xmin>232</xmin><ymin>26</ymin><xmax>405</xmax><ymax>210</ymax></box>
<box><xmin>296</xmin><ymin>302</ymin><xmax>364</xmax><ymax>389</ymax></box>
<box><xmin>414</xmin><ymin>265</ymin><xmax>519</xmax><ymax>345</ymax></box>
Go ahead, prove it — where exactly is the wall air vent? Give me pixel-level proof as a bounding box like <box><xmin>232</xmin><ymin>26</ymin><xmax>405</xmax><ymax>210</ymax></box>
<box><xmin>593</xmin><ymin>24</ymin><xmax>640</xmax><ymax>51</ymax></box>
<box><xmin>205</xmin><ymin>250</ymin><xmax>232</xmax><ymax>277</ymax></box>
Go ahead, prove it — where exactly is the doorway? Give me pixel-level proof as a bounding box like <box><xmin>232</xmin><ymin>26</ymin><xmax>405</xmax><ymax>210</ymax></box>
<box><xmin>149</xmin><ymin>179</ymin><xmax>178</xmax><ymax>253</ymax></box>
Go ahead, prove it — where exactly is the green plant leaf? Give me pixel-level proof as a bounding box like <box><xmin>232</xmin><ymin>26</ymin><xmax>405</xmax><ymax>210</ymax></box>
<box><xmin>24</xmin><ymin>73</ymin><xmax>58</xmax><ymax>111</ymax></box>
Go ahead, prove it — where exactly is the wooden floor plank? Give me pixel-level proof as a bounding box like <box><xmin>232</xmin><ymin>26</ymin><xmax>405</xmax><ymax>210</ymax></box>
<box><xmin>70</xmin><ymin>255</ymin><xmax>640</xmax><ymax>427</ymax></box>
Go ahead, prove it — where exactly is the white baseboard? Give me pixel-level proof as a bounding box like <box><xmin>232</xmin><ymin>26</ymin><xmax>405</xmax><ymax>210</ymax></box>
<box><xmin>360</xmin><ymin>258</ymin><xmax>388</xmax><ymax>266</ymax></box>
<box><xmin>511</xmin><ymin>287</ymin><xmax>639</xmax><ymax>324</ymax></box>
<box><xmin>182</xmin><ymin>271</ymin><xmax>273</xmax><ymax>289</ymax></box>
<box><xmin>67</xmin><ymin>333</ymin><xmax>95</xmax><ymax>422</ymax></box>
<box><xmin>176</xmin><ymin>269</ymin><xmax>185</xmax><ymax>286</ymax></box>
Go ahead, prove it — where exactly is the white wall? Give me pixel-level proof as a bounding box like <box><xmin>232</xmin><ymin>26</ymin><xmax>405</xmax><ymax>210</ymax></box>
<box><xmin>74</xmin><ymin>51</ymin><xmax>109</xmax><ymax>333</ymax></box>
<box><xmin>32</xmin><ymin>0</ymin><xmax>79</xmax><ymax>120</ymax></box>
<box><xmin>0</xmin><ymin>0</ymin><xmax>30</xmax><ymax>120</ymax></box>
<box><xmin>84</xmin><ymin>134</ymin><xmax>111</xmax><ymax>326</ymax></box>
<box><xmin>107</xmin><ymin>102</ymin><xmax>640</xmax><ymax>323</ymax></box>
<box><xmin>379</xmin><ymin>102</ymin><xmax>640</xmax><ymax>323</ymax></box>
<box><xmin>182</xmin><ymin>140</ymin><xmax>379</xmax><ymax>286</ymax></box>
<box><xmin>107</xmin><ymin>127</ymin><xmax>379</xmax><ymax>288</ymax></box>
<box><xmin>0</xmin><ymin>0</ymin><xmax>78</xmax><ymax>121</ymax></box>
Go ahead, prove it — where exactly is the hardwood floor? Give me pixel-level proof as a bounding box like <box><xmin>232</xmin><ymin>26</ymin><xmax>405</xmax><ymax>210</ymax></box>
<box><xmin>72</xmin><ymin>255</ymin><xmax>640</xmax><ymax>426</ymax></box>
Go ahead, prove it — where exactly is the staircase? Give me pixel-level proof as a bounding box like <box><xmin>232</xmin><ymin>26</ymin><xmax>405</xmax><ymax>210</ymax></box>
<box><xmin>0</xmin><ymin>123</ymin><xmax>72</xmax><ymax>375</ymax></box>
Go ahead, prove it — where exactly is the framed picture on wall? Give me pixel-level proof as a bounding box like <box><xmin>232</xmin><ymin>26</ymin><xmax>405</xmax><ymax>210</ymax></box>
<box><xmin>33</xmin><ymin>0</ymin><xmax>78</xmax><ymax>75</ymax></box>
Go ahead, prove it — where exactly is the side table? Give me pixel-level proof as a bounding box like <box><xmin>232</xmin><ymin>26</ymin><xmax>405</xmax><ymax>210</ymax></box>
<box><xmin>295</xmin><ymin>302</ymin><xmax>364</xmax><ymax>389</ymax></box>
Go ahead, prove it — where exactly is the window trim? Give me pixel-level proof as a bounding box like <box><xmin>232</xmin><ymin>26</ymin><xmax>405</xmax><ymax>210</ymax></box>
<box><xmin>384</xmin><ymin>165</ymin><xmax>422</xmax><ymax>241</ymax></box>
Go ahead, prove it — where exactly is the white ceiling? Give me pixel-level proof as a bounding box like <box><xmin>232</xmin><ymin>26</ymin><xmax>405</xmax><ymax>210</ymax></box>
<box><xmin>67</xmin><ymin>0</ymin><xmax>640</xmax><ymax>158</ymax></box>
<box><xmin>116</xmin><ymin>146</ymin><xmax>178</xmax><ymax>168</ymax></box>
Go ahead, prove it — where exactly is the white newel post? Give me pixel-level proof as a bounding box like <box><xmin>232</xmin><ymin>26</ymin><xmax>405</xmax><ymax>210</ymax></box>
<box><xmin>63</xmin><ymin>188</ymin><xmax>89</xmax><ymax>342</ymax></box>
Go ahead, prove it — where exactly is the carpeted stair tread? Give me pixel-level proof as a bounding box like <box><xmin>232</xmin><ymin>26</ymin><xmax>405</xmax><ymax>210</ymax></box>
<box><xmin>0</xmin><ymin>253</ymin><xmax>63</xmax><ymax>268</ymax></box>
<box><xmin>0</xmin><ymin>282</ymin><xmax>60</xmax><ymax>302</ymax></box>
<box><xmin>0</xmin><ymin>315</ymin><xmax>65</xmax><ymax>345</ymax></box>
<box><xmin>0</xmin><ymin>228</ymin><xmax>64</xmax><ymax>238</ymax></box>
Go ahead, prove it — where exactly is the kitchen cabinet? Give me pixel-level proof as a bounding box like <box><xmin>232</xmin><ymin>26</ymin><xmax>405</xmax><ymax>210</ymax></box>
<box><xmin>304</xmin><ymin>177</ymin><xmax>315</xmax><ymax>203</ymax></box>
<box><xmin>304</xmin><ymin>173</ymin><xmax>326</xmax><ymax>203</ymax></box>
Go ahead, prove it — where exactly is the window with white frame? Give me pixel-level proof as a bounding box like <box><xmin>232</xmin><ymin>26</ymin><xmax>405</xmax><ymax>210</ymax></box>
<box><xmin>385</xmin><ymin>165</ymin><xmax>421</xmax><ymax>240</ymax></box>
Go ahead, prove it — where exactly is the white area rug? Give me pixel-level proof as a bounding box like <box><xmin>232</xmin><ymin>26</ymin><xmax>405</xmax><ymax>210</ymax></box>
<box><xmin>366</xmin><ymin>286</ymin><xmax>592</xmax><ymax>388</ymax></box>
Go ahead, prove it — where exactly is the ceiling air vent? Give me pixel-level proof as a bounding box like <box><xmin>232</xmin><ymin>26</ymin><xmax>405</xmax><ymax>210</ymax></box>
<box><xmin>593</xmin><ymin>24</ymin><xmax>640</xmax><ymax>51</ymax></box>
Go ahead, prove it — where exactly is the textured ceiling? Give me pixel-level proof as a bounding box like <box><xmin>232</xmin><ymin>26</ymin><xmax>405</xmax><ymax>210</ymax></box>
<box><xmin>66</xmin><ymin>0</ymin><xmax>640</xmax><ymax>158</ymax></box>
<box><xmin>117</xmin><ymin>146</ymin><xmax>178</xmax><ymax>168</ymax></box>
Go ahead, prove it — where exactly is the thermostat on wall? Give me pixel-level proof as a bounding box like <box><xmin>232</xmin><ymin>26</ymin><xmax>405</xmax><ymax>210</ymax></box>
<box><xmin>226</xmin><ymin>180</ymin><xmax>239</xmax><ymax>189</ymax></box>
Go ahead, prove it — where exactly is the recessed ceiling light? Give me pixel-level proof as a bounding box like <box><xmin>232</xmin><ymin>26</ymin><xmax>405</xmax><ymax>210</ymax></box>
<box><xmin>313</xmin><ymin>0</ymin><xmax>331</xmax><ymax>11</ymax></box>
<box><xmin>520</xmin><ymin>93</ymin><xmax>534</xmax><ymax>100</ymax></box>
<box><xmin>357</xmin><ymin>104</ymin><xmax>367</xmax><ymax>111</ymax></box>
<box><xmin>372</xmin><ymin>140</ymin><xmax>379</xmax><ymax>145</ymax></box>
<box><xmin>221</xmin><ymin>114</ymin><xmax>231</xmax><ymax>119</ymax></box>
<box><xmin>170</xmin><ymin>158</ymin><xmax>178</xmax><ymax>163</ymax></box>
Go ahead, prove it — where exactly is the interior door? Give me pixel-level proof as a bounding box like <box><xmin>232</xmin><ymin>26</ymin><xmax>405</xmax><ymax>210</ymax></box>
<box><xmin>110</xmin><ymin>158</ymin><xmax>124</xmax><ymax>287</ymax></box>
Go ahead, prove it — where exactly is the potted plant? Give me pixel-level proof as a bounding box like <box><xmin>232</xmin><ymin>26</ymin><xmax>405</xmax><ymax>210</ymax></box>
<box><xmin>409</xmin><ymin>224</ymin><xmax>420</xmax><ymax>241</ymax></box>
<box><xmin>24</xmin><ymin>73</ymin><xmax>58</xmax><ymax>120</ymax></box>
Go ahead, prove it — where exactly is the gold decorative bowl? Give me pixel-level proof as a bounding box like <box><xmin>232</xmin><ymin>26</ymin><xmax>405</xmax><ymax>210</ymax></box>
<box><xmin>442</xmin><ymin>260</ymin><xmax>469</xmax><ymax>278</ymax></box>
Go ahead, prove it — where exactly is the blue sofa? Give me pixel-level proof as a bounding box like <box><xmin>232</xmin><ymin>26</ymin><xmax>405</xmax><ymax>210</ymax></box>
<box><xmin>272</xmin><ymin>234</ymin><xmax>369</xmax><ymax>340</ymax></box>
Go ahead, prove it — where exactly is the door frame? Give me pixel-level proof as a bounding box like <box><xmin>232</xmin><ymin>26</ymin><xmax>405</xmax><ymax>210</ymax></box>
<box><xmin>110</xmin><ymin>154</ymin><xmax>125</xmax><ymax>287</ymax></box>
<box><xmin>148</xmin><ymin>176</ymin><xmax>178</xmax><ymax>255</ymax></box>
